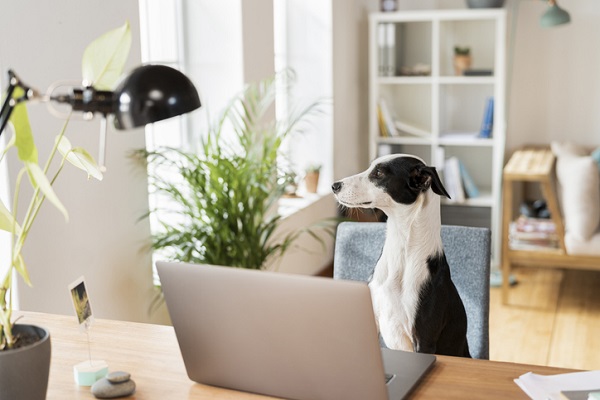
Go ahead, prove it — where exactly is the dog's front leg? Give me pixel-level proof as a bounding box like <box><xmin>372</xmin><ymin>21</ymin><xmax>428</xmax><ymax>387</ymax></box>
<box><xmin>383</xmin><ymin>331</ymin><xmax>414</xmax><ymax>352</ymax></box>
<box><xmin>413</xmin><ymin>337</ymin><xmax>437</xmax><ymax>355</ymax></box>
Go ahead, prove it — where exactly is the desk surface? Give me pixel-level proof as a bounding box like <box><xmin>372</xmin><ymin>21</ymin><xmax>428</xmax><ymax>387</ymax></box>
<box><xmin>16</xmin><ymin>311</ymin><xmax>576</xmax><ymax>399</ymax></box>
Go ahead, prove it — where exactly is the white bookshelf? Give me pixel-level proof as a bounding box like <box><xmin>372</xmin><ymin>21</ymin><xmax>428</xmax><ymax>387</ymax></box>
<box><xmin>369</xmin><ymin>9</ymin><xmax>506</xmax><ymax>266</ymax></box>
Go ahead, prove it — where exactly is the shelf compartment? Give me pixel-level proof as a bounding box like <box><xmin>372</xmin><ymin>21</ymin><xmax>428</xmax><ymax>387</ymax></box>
<box><xmin>376</xmin><ymin>21</ymin><xmax>432</xmax><ymax>77</ymax></box>
<box><xmin>439</xmin><ymin>84</ymin><xmax>494</xmax><ymax>137</ymax></box>
<box><xmin>379</xmin><ymin>84</ymin><xmax>432</xmax><ymax>138</ymax></box>
<box><xmin>439</xmin><ymin>18</ymin><xmax>497</xmax><ymax>77</ymax></box>
<box><xmin>440</xmin><ymin>146</ymin><xmax>493</xmax><ymax>201</ymax></box>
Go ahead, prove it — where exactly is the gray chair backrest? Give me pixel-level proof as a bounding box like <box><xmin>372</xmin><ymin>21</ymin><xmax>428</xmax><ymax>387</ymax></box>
<box><xmin>333</xmin><ymin>222</ymin><xmax>490</xmax><ymax>360</ymax></box>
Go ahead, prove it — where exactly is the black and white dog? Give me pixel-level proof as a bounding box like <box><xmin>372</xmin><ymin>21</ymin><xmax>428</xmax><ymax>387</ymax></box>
<box><xmin>332</xmin><ymin>154</ymin><xmax>470</xmax><ymax>358</ymax></box>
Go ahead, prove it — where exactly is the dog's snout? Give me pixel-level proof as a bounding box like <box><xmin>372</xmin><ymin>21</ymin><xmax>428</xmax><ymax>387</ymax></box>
<box><xmin>331</xmin><ymin>181</ymin><xmax>343</xmax><ymax>194</ymax></box>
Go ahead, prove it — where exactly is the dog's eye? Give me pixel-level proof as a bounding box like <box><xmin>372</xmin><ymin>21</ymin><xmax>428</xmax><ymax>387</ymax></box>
<box><xmin>372</xmin><ymin>167</ymin><xmax>384</xmax><ymax>179</ymax></box>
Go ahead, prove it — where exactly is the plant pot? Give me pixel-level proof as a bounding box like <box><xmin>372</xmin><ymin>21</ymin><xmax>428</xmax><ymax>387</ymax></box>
<box><xmin>0</xmin><ymin>324</ymin><xmax>51</xmax><ymax>400</ymax></box>
<box><xmin>305</xmin><ymin>172</ymin><xmax>320</xmax><ymax>194</ymax></box>
<box><xmin>466</xmin><ymin>0</ymin><xmax>505</xmax><ymax>8</ymax></box>
<box><xmin>453</xmin><ymin>55</ymin><xmax>472</xmax><ymax>76</ymax></box>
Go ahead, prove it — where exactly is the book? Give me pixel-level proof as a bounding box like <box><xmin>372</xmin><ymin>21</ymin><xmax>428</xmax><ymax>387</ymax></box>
<box><xmin>376</xmin><ymin>104</ymin><xmax>389</xmax><ymax>137</ymax></box>
<box><xmin>509</xmin><ymin>215</ymin><xmax>559</xmax><ymax>250</ymax></box>
<box><xmin>394</xmin><ymin>120</ymin><xmax>430</xmax><ymax>138</ymax></box>
<box><xmin>378</xmin><ymin>98</ymin><xmax>397</xmax><ymax>136</ymax></box>
<box><xmin>384</xmin><ymin>23</ymin><xmax>396</xmax><ymax>76</ymax></box>
<box><xmin>443</xmin><ymin>157</ymin><xmax>465</xmax><ymax>203</ymax></box>
<box><xmin>458</xmin><ymin>160</ymin><xmax>480</xmax><ymax>198</ymax></box>
<box><xmin>479</xmin><ymin>97</ymin><xmax>494</xmax><ymax>138</ymax></box>
<box><xmin>377</xmin><ymin>23</ymin><xmax>396</xmax><ymax>76</ymax></box>
<box><xmin>560</xmin><ymin>389</ymin><xmax>600</xmax><ymax>400</ymax></box>
<box><xmin>377</xmin><ymin>24</ymin><xmax>386</xmax><ymax>76</ymax></box>
<box><xmin>463</xmin><ymin>69</ymin><xmax>493</xmax><ymax>76</ymax></box>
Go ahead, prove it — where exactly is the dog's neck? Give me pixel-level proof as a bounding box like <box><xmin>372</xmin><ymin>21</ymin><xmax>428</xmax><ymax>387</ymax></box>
<box><xmin>379</xmin><ymin>191</ymin><xmax>444</xmax><ymax>267</ymax></box>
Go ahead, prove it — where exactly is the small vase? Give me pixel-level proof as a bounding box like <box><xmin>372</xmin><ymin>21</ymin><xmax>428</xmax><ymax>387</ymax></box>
<box><xmin>453</xmin><ymin>55</ymin><xmax>472</xmax><ymax>76</ymax></box>
<box><xmin>305</xmin><ymin>172</ymin><xmax>320</xmax><ymax>194</ymax></box>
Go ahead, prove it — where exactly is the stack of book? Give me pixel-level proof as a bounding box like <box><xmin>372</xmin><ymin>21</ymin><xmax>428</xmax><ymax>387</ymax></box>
<box><xmin>509</xmin><ymin>215</ymin><xmax>559</xmax><ymax>251</ymax></box>
<box><xmin>377</xmin><ymin>23</ymin><xmax>396</xmax><ymax>77</ymax></box>
<box><xmin>377</xmin><ymin>98</ymin><xmax>396</xmax><ymax>137</ymax></box>
<box><xmin>377</xmin><ymin>98</ymin><xmax>430</xmax><ymax>138</ymax></box>
<box><xmin>442</xmin><ymin>156</ymin><xmax>479</xmax><ymax>203</ymax></box>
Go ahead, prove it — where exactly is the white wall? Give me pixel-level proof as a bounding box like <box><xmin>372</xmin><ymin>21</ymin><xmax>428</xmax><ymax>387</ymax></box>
<box><xmin>0</xmin><ymin>1</ymin><xmax>169</xmax><ymax>324</ymax></box>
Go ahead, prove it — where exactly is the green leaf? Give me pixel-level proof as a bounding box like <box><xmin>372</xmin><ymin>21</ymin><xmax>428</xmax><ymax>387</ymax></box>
<box><xmin>57</xmin><ymin>136</ymin><xmax>103</xmax><ymax>181</ymax></box>
<box><xmin>25</xmin><ymin>162</ymin><xmax>69</xmax><ymax>222</ymax></box>
<box><xmin>0</xmin><ymin>199</ymin><xmax>21</xmax><ymax>235</ymax></box>
<box><xmin>14</xmin><ymin>254</ymin><xmax>31</xmax><ymax>287</ymax></box>
<box><xmin>9</xmin><ymin>88</ymin><xmax>38</xmax><ymax>163</ymax></box>
<box><xmin>82</xmin><ymin>21</ymin><xmax>132</xmax><ymax>90</ymax></box>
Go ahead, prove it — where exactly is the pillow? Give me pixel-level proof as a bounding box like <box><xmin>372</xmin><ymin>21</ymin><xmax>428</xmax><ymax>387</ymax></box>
<box><xmin>591</xmin><ymin>147</ymin><xmax>600</xmax><ymax>172</ymax></box>
<box><xmin>551</xmin><ymin>141</ymin><xmax>588</xmax><ymax>157</ymax></box>
<box><xmin>551</xmin><ymin>141</ymin><xmax>600</xmax><ymax>241</ymax></box>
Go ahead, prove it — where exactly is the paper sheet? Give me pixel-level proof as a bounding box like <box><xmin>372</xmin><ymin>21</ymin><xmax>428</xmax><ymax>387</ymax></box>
<box><xmin>515</xmin><ymin>370</ymin><xmax>600</xmax><ymax>400</ymax></box>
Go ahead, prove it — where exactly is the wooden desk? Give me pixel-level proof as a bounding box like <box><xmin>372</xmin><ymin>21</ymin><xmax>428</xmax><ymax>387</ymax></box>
<box><xmin>16</xmin><ymin>311</ymin><xmax>576</xmax><ymax>399</ymax></box>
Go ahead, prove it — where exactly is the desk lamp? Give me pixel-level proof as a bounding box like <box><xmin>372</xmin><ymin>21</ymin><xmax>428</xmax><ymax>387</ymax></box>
<box><xmin>540</xmin><ymin>0</ymin><xmax>571</xmax><ymax>27</ymax></box>
<box><xmin>0</xmin><ymin>65</ymin><xmax>201</xmax><ymax>165</ymax></box>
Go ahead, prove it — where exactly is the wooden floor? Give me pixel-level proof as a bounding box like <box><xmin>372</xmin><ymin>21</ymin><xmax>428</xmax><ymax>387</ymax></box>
<box><xmin>490</xmin><ymin>267</ymin><xmax>600</xmax><ymax>370</ymax></box>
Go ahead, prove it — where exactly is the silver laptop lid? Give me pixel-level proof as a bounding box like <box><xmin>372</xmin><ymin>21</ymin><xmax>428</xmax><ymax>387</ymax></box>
<box><xmin>157</xmin><ymin>262</ymin><xmax>389</xmax><ymax>400</ymax></box>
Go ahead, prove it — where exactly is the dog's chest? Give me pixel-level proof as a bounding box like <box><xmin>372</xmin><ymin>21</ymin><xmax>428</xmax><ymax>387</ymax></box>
<box><xmin>369</xmin><ymin>251</ymin><xmax>430</xmax><ymax>351</ymax></box>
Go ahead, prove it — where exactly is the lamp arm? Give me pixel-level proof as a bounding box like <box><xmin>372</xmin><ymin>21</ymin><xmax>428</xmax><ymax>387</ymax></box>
<box><xmin>0</xmin><ymin>70</ymin><xmax>43</xmax><ymax>138</ymax></box>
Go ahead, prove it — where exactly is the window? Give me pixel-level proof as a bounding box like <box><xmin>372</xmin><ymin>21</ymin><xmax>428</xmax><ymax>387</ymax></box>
<box><xmin>139</xmin><ymin>0</ymin><xmax>334</xmax><ymax>278</ymax></box>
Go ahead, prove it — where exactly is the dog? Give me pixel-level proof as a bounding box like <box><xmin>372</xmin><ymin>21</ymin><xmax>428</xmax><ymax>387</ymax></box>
<box><xmin>331</xmin><ymin>154</ymin><xmax>470</xmax><ymax>358</ymax></box>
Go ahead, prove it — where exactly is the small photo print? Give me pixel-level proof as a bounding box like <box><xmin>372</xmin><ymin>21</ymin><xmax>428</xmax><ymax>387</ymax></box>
<box><xmin>69</xmin><ymin>276</ymin><xmax>93</xmax><ymax>327</ymax></box>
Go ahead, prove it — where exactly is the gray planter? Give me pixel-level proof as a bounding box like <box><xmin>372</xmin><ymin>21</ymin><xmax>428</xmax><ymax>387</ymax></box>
<box><xmin>0</xmin><ymin>324</ymin><xmax>51</xmax><ymax>400</ymax></box>
<box><xmin>466</xmin><ymin>0</ymin><xmax>505</xmax><ymax>8</ymax></box>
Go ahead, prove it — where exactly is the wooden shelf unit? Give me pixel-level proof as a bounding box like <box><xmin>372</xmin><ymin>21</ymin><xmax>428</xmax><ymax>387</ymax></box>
<box><xmin>501</xmin><ymin>148</ymin><xmax>600</xmax><ymax>304</ymax></box>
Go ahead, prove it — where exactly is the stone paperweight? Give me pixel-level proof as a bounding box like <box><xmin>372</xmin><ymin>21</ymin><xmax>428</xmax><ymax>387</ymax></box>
<box><xmin>91</xmin><ymin>371</ymin><xmax>136</xmax><ymax>399</ymax></box>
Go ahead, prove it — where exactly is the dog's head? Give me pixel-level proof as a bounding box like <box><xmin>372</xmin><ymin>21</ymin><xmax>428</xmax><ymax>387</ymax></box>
<box><xmin>331</xmin><ymin>154</ymin><xmax>450</xmax><ymax>210</ymax></box>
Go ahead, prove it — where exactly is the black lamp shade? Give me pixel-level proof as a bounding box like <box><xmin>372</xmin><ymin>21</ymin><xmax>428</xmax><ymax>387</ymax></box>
<box><xmin>113</xmin><ymin>65</ymin><xmax>201</xmax><ymax>130</ymax></box>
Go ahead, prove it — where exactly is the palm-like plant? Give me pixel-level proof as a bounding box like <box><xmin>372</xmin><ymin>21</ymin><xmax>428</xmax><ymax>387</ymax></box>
<box><xmin>138</xmin><ymin>72</ymin><xmax>331</xmax><ymax>271</ymax></box>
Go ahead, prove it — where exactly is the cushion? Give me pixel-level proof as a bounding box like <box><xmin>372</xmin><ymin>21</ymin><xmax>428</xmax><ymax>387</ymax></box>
<box><xmin>551</xmin><ymin>141</ymin><xmax>600</xmax><ymax>242</ymax></box>
<box><xmin>591</xmin><ymin>147</ymin><xmax>600</xmax><ymax>172</ymax></box>
<box><xmin>565</xmin><ymin>230</ymin><xmax>600</xmax><ymax>256</ymax></box>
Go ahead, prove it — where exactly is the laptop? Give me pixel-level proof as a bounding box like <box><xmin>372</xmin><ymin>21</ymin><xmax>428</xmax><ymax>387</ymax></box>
<box><xmin>157</xmin><ymin>262</ymin><xmax>436</xmax><ymax>400</ymax></box>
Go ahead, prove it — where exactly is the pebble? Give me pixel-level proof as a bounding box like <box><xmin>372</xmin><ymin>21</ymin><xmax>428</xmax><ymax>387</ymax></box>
<box><xmin>106</xmin><ymin>371</ymin><xmax>131</xmax><ymax>384</ymax></box>
<box><xmin>91</xmin><ymin>371</ymin><xmax>136</xmax><ymax>399</ymax></box>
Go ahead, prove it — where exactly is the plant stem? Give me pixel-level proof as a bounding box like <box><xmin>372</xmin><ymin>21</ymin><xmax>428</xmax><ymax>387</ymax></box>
<box><xmin>3</xmin><ymin>119</ymin><xmax>70</xmax><ymax>349</ymax></box>
<box><xmin>13</xmin><ymin>119</ymin><xmax>70</xmax><ymax>257</ymax></box>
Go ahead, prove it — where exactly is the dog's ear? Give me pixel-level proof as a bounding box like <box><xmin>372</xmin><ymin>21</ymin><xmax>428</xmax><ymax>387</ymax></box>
<box><xmin>410</xmin><ymin>165</ymin><xmax>451</xmax><ymax>199</ymax></box>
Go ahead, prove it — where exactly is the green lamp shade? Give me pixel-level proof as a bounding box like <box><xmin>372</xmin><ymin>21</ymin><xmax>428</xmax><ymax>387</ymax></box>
<box><xmin>540</xmin><ymin>4</ymin><xmax>571</xmax><ymax>28</ymax></box>
<box><xmin>113</xmin><ymin>65</ymin><xmax>201</xmax><ymax>130</ymax></box>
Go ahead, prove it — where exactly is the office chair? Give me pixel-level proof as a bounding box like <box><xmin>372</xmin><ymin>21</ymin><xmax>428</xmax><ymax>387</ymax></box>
<box><xmin>333</xmin><ymin>222</ymin><xmax>491</xmax><ymax>360</ymax></box>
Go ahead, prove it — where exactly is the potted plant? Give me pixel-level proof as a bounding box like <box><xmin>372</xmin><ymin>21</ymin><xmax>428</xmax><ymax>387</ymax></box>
<box><xmin>453</xmin><ymin>46</ymin><xmax>472</xmax><ymax>76</ymax></box>
<box><xmin>137</xmin><ymin>71</ymin><xmax>333</xmax><ymax>303</ymax></box>
<box><xmin>304</xmin><ymin>164</ymin><xmax>322</xmax><ymax>194</ymax></box>
<box><xmin>0</xmin><ymin>22</ymin><xmax>131</xmax><ymax>399</ymax></box>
